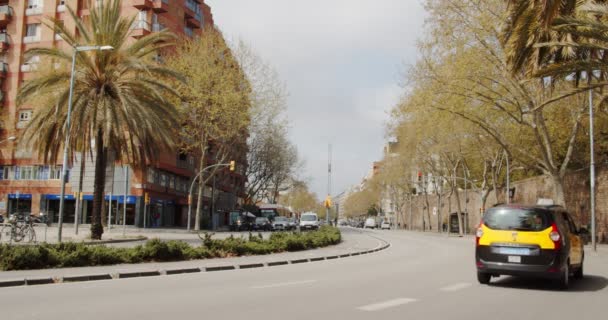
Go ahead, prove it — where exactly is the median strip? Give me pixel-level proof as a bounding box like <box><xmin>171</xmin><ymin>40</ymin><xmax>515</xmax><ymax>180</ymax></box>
<box><xmin>0</xmin><ymin>231</ymin><xmax>391</xmax><ymax>289</ymax></box>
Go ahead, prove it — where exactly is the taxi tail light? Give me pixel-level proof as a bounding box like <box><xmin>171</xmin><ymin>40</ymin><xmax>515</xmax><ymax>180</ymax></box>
<box><xmin>475</xmin><ymin>223</ymin><xmax>484</xmax><ymax>246</ymax></box>
<box><xmin>549</xmin><ymin>223</ymin><xmax>562</xmax><ymax>250</ymax></box>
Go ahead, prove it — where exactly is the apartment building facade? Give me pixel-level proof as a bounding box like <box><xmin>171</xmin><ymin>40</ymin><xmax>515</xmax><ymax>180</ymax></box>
<box><xmin>0</xmin><ymin>0</ymin><xmax>248</xmax><ymax>229</ymax></box>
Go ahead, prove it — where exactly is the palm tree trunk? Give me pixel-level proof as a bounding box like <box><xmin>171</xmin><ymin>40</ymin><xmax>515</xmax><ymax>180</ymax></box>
<box><xmin>91</xmin><ymin>129</ymin><xmax>107</xmax><ymax>240</ymax></box>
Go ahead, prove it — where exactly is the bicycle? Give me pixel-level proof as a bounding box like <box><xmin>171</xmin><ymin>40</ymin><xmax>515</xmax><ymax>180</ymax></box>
<box><xmin>0</xmin><ymin>214</ymin><xmax>36</xmax><ymax>243</ymax></box>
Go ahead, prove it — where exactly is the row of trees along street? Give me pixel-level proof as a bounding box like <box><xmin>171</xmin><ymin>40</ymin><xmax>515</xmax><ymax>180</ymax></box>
<box><xmin>343</xmin><ymin>0</ymin><xmax>608</xmax><ymax>238</ymax></box>
<box><xmin>14</xmin><ymin>0</ymin><xmax>304</xmax><ymax>238</ymax></box>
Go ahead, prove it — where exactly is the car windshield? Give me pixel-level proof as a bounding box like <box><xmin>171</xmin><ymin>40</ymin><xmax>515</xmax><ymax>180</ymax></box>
<box><xmin>255</xmin><ymin>218</ymin><xmax>268</xmax><ymax>223</ymax></box>
<box><xmin>483</xmin><ymin>207</ymin><xmax>551</xmax><ymax>231</ymax></box>
<box><xmin>301</xmin><ymin>215</ymin><xmax>317</xmax><ymax>221</ymax></box>
<box><xmin>274</xmin><ymin>217</ymin><xmax>287</xmax><ymax>222</ymax></box>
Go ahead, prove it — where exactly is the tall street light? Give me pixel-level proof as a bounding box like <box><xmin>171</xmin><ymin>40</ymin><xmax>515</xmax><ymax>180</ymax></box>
<box><xmin>57</xmin><ymin>45</ymin><xmax>114</xmax><ymax>242</ymax></box>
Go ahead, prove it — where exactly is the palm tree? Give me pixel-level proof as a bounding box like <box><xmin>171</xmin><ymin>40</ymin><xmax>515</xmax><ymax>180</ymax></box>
<box><xmin>17</xmin><ymin>0</ymin><xmax>182</xmax><ymax>239</ymax></box>
<box><xmin>502</xmin><ymin>0</ymin><xmax>580</xmax><ymax>75</ymax></box>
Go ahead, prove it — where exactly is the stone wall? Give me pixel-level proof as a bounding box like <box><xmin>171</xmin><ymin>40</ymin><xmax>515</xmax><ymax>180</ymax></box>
<box><xmin>396</xmin><ymin>167</ymin><xmax>608</xmax><ymax>243</ymax></box>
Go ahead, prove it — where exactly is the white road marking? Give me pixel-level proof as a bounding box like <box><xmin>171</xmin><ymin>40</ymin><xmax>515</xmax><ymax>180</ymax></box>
<box><xmin>357</xmin><ymin>298</ymin><xmax>417</xmax><ymax>311</ymax></box>
<box><xmin>440</xmin><ymin>282</ymin><xmax>472</xmax><ymax>292</ymax></box>
<box><xmin>251</xmin><ymin>280</ymin><xmax>317</xmax><ymax>289</ymax></box>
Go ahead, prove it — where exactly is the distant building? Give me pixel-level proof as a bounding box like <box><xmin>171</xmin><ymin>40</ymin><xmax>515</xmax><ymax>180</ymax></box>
<box><xmin>0</xmin><ymin>0</ymin><xmax>247</xmax><ymax>229</ymax></box>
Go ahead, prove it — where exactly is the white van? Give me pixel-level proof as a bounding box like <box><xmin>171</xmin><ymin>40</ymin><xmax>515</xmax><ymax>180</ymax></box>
<box><xmin>299</xmin><ymin>212</ymin><xmax>319</xmax><ymax>230</ymax></box>
<box><xmin>364</xmin><ymin>217</ymin><xmax>377</xmax><ymax>229</ymax></box>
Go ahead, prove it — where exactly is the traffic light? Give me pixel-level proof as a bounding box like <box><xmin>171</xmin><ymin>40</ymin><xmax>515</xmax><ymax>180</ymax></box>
<box><xmin>324</xmin><ymin>195</ymin><xmax>332</xmax><ymax>208</ymax></box>
<box><xmin>144</xmin><ymin>192</ymin><xmax>150</xmax><ymax>205</ymax></box>
<box><xmin>229</xmin><ymin>160</ymin><xmax>235</xmax><ymax>172</ymax></box>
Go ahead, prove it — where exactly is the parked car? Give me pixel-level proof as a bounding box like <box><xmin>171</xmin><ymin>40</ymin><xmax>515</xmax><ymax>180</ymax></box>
<box><xmin>232</xmin><ymin>216</ymin><xmax>254</xmax><ymax>231</ymax></box>
<box><xmin>253</xmin><ymin>217</ymin><xmax>272</xmax><ymax>231</ymax></box>
<box><xmin>380</xmin><ymin>221</ymin><xmax>391</xmax><ymax>230</ymax></box>
<box><xmin>272</xmin><ymin>216</ymin><xmax>290</xmax><ymax>231</ymax></box>
<box><xmin>287</xmin><ymin>218</ymin><xmax>298</xmax><ymax>230</ymax></box>
<box><xmin>364</xmin><ymin>218</ymin><xmax>377</xmax><ymax>229</ymax></box>
<box><xmin>476</xmin><ymin>204</ymin><xmax>584</xmax><ymax>289</ymax></box>
<box><xmin>299</xmin><ymin>212</ymin><xmax>319</xmax><ymax>230</ymax></box>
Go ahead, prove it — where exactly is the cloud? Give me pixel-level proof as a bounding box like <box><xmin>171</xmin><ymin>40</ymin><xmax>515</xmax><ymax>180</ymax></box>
<box><xmin>207</xmin><ymin>0</ymin><xmax>427</xmax><ymax>196</ymax></box>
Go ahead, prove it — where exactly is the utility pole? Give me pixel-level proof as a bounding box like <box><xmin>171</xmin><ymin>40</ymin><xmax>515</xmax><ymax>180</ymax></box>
<box><xmin>589</xmin><ymin>88</ymin><xmax>597</xmax><ymax>252</ymax></box>
<box><xmin>122</xmin><ymin>165</ymin><xmax>128</xmax><ymax>236</ymax></box>
<box><xmin>327</xmin><ymin>144</ymin><xmax>332</xmax><ymax>225</ymax></box>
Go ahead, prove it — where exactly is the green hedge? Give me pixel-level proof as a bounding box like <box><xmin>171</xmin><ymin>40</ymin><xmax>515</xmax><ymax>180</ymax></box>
<box><xmin>0</xmin><ymin>226</ymin><xmax>341</xmax><ymax>271</ymax></box>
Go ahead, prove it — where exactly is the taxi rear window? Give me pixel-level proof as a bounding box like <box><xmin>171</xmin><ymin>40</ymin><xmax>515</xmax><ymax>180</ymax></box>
<box><xmin>483</xmin><ymin>208</ymin><xmax>551</xmax><ymax>231</ymax></box>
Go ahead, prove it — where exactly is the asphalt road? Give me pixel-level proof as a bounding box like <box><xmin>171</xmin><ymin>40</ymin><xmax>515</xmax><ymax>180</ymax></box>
<box><xmin>1</xmin><ymin>228</ymin><xmax>606</xmax><ymax>320</ymax></box>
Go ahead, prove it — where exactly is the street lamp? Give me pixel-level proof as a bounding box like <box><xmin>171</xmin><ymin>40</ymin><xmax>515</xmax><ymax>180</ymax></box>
<box><xmin>187</xmin><ymin>162</ymin><xmax>235</xmax><ymax>231</ymax></box>
<box><xmin>57</xmin><ymin>45</ymin><xmax>114</xmax><ymax>242</ymax></box>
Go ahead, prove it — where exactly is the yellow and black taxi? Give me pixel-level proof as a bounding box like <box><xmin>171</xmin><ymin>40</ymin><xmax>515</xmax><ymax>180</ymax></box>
<box><xmin>475</xmin><ymin>204</ymin><xmax>584</xmax><ymax>289</ymax></box>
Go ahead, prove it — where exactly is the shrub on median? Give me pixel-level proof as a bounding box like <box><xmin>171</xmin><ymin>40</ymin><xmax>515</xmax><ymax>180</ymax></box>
<box><xmin>0</xmin><ymin>226</ymin><xmax>341</xmax><ymax>271</ymax></box>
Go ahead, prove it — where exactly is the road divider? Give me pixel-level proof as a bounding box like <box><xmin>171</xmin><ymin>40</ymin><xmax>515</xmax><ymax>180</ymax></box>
<box><xmin>0</xmin><ymin>230</ymin><xmax>390</xmax><ymax>288</ymax></box>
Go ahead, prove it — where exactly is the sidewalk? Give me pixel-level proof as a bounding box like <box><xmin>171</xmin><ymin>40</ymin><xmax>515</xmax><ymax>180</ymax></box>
<box><xmin>0</xmin><ymin>229</ymin><xmax>388</xmax><ymax>287</ymax></box>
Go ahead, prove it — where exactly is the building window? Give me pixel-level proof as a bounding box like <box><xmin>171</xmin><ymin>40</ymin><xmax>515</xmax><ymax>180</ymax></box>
<box><xmin>24</xmin><ymin>24</ymin><xmax>41</xmax><ymax>43</ymax></box>
<box><xmin>17</xmin><ymin>110</ymin><xmax>33</xmax><ymax>128</ymax></box>
<box><xmin>160</xmin><ymin>173</ymin><xmax>167</xmax><ymax>187</ymax></box>
<box><xmin>21</xmin><ymin>55</ymin><xmax>40</xmax><ymax>72</ymax></box>
<box><xmin>184</xmin><ymin>26</ymin><xmax>193</xmax><ymax>37</ymax></box>
<box><xmin>26</xmin><ymin>0</ymin><xmax>43</xmax><ymax>16</ymax></box>
<box><xmin>0</xmin><ymin>166</ymin><xmax>11</xmax><ymax>180</ymax></box>
<box><xmin>169</xmin><ymin>175</ymin><xmax>175</xmax><ymax>190</ymax></box>
<box><xmin>18</xmin><ymin>166</ymin><xmax>40</xmax><ymax>180</ymax></box>
<box><xmin>19</xmin><ymin>110</ymin><xmax>32</xmax><ymax>122</ymax></box>
<box><xmin>49</xmin><ymin>166</ymin><xmax>62</xmax><ymax>180</ymax></box>
<box><xmin>147</xmin><ymin>168</ymin><xmax>155</xmax><ymax>183</ymax></box>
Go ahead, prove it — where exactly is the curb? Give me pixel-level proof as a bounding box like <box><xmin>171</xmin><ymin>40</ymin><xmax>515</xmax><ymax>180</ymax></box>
<box><xmin>0</xmin><ymin>234</ymin><xmax>390</xmax><ymax>289</ymax></box>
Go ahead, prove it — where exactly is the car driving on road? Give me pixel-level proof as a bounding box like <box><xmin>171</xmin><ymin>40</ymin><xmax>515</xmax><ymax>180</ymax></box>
<box><xmin>380</xmin><ymin>220</ymin><xmax>391</xmax><ymax>230</ymax></box>
<box><xmin>364</xmin><ymin>218</ymin><xmax>377</xmax><ymax>229</ymax></box>
<box><xmin>253</xmin><ymin>217</ymin><xmax>272</xmax><ymax>231</ymax></box>
<box><xmin>272</xmin><ymin>216</ymin><xmax>290</xmax><ymax>231</ymax></box>
<box><xmin>299</xmin><ymin>212</ymin><xmax>319</xmax><ymax>230</ymax></box>
<box><xmin>475</xmin><ymin>204</ymin><xmax>584</xmax><ymax>289</ymax></box>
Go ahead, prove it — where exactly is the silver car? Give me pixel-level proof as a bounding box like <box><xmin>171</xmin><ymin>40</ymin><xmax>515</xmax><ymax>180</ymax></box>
<box><xmin>272</xmin><ymin>216</ymin><xmax>289</xmax><ymax>231</ymax></box>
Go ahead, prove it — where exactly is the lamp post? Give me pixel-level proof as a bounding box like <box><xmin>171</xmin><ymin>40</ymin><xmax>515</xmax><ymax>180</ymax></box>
<box><xmin>57</xmin><ymin>45</ymin><xmax>114</xmax><ymax>243</ymax></box>
<box><xmin>187</xmin><ymin>162</ymin><xmax>234</xmax><ymax>231</ymax></box>
<box><xmin>589</xmin><ymin>89</ymin><xmax>597</xmax><ymax>252</ymax></box>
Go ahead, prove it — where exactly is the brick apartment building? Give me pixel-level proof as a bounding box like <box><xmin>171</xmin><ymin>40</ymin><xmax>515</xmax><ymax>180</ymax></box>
<box><xmin>0</xmin><ymin>0</ymin><xmax>248</xmax><ymax>229</ymax></box>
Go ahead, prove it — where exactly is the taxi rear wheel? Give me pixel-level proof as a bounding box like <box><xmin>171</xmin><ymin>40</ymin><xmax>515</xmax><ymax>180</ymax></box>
<box><xmin>477</xmin><ymin>272</ymin><xmax>491</xmax><ymax>284</ymax></box>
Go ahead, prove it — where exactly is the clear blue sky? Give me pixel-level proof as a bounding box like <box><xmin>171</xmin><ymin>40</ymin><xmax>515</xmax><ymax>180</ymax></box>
<box><xmin>207</xmin><ymin>0</ymin><xmax>427</xmax><ymax>198</ymax></box>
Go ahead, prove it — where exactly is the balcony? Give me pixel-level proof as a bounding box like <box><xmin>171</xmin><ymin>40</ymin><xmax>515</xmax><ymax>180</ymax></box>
<box><xmin>132</xmin><ymin>0</ymin><xmax>153</xmax><ymax>10</ymax></box>
<box><xmin>186</xmin><ymin>16</ymin><xmax>201</xmax><ymax>29</ymax></box>
<box><xmin>23</xmin><ymin>35</ymin><xmax>41</xmax><ymax>44</ymax></box>
<box><xmin>25</xmin><ymin>5</ymin><xmax>43</xmax><ymax>16</ymax></box>
<box><xmin>0</xmin><ymin>5</ymin><xmax>12</xmax><ymax>28</ymax></box>
<box><xmin>152</xmin><ymin>0</ymin><xmax>169</xmax><ymax>13</ymax></box>
<box><xmin>0</xmin><ymin>33</ymin><xmax>8</xmax><ymax>53</ymax></box>
<box><xmin>184</xmin><ymin>0</ymin><xmax>197</xmax><ymax>18</ymax></box>
<box><xmin>131</xmin><ymin>20</ymin><xmax>151</xmax><ymax>38</ymax></box>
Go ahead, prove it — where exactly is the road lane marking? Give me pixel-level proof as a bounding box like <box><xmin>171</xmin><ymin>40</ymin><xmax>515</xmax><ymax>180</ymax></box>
<box><xmin>251</xmin><ymin>280</ymin><xmax>317</xmax><ymax>289</ymax></box>
<box><xmin>357</xmin><ymin>298</ymin><xmax>417</xmax><ymax>311</ymax></box>
<box><xmin>440</xmin><ymin>283</ymin><xmax>472</xmax><ymax>292</ymax></box>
